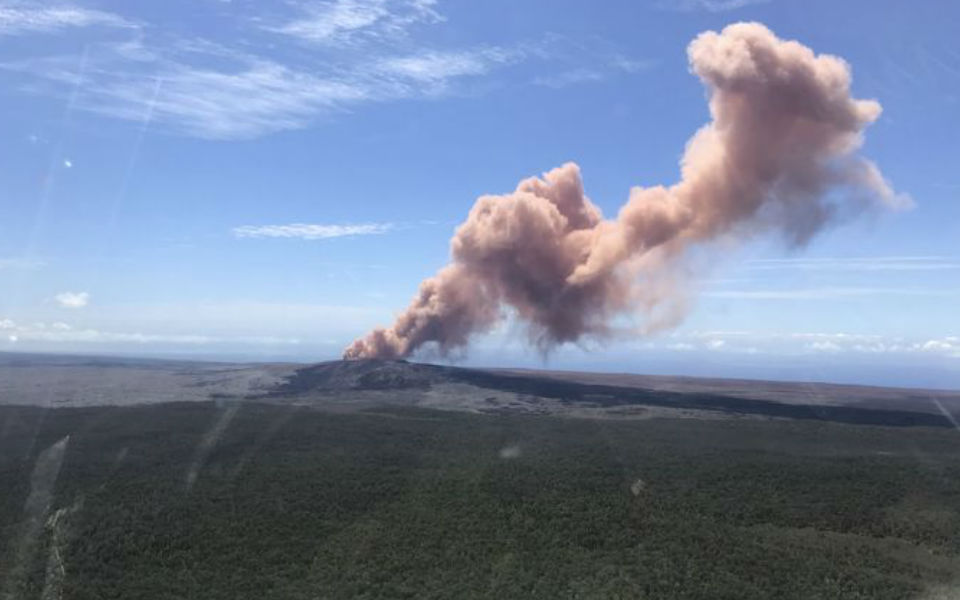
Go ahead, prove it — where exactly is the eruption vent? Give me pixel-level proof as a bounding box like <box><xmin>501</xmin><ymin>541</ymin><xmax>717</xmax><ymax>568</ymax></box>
<box><xmin>344</xmin><ymin>22</ymin><xmax>908</xmax><ymax>360</ymax></box>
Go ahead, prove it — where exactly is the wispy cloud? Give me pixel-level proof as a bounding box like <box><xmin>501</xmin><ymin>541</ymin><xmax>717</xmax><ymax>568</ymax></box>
<box><xmin>265</xmin><ymin>0</ymin><xmax>441</xmax><ymax>45</ymax></box>
<box><xmin>659</xmin><ymin>0</ymin><xmax>770</xmax><ymax>12</ymax></box>
<box><xmin>745</xmin><ymin>256</ymin><xmax>960</xmax><ymax>272</ymax></box>
<box><xmin>3</xmin><ymin>38</ymin><xmax>524</xmax><ymax>138</ymax></box>
<box><xmin>232</xmin><ymin>222</ymin><xmax>394</xmax><ymax>240</ymax></box>
<box><xmin>533</xmin><ymin>57</ymin><xmax>657</xmax><ymax>89</ymax></box>
<box><xmin>533</xmin><ymin>67</ymin><xmax>606</xmax><ymax>89</ymax></box>
<box><xmin>0</xmin><ymin>2</ymin><xmax>648</xmax><ymax>139</ymax></box>
<box><xmin>0</xmin><ymin>2</ymin><xmax>133</xmax><ymax>35</ymax></box>
<box><xmin>54</xmin><ymin>291</ymin><xmax>89</xmax><ymax>308</ymax></box>
<box><xmin>378</xmin><ymin>47</ymin><xmax>516</xmax><ymax>82</ymax></box>
<box><xmin>90</xmin><ymin>58</ymin><xmax>369</xmax><ymax>139</ymax></box>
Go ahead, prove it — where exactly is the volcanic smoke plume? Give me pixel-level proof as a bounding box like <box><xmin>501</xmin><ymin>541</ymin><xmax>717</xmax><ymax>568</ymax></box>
<box><xmin>344</xmin><ymin>22</ymin><xmax>908</xmax><ymax>360</ymax></box>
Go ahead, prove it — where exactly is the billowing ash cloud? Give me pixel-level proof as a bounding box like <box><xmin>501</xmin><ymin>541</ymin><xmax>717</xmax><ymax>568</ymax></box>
<box><xmin>344</xmin><ymin>22</ymin><xmax>909</xmax><ymax>360</ymax></box>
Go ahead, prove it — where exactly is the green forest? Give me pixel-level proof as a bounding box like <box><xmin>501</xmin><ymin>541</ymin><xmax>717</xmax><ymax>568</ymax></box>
<box><xmin>2</xmin><ymin>401</ymin><xmax>960</xmax><ymax>599</ymax></box>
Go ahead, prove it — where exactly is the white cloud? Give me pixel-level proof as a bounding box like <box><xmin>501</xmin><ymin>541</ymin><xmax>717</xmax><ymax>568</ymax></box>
<box><xmin>378</xmin><ymin>47</ymin><xmax>517</xmax><ymax>82</ymax></box>
<box><xmin>787</xmin><ymin>332</ymin><xmax>884</xmax><ymax>342</ymax></box>
<box><xmin>922</xmin><ymin>339</ymin><xmax>957</xmax><ymax>353</ymax></box>
<box><xmin>0</xmin><ymin>2</ymin><xmax>645</xmax><ymax>139</ymax></box>
<box><xmin>270</xmin><ymin>0</ymin><xmax>388</xmax><ymax>42</ymax></box>
<box><xmin>0</xmin><ymin>3</ymin><xmax>134</xmax><ymax>35</ymax></box>
<box><xmin>0</xmin><ymin>301</ymin><xmax>385</xmax><ymax>353</ymax></box>
<box><xmin>78</xmin><ymin>58</ymin><xmax>370</xmax><ymax>140</ymax></box>
<box><xmin>660</xmin><ymin>0</ymin><xmax>770</xmax><ymax>12</ymax></box>
<box><xmin>55</xmin><ymin>291</ymin><xmax>89</xmax><ymax>308</ymax></box>
<box><xmin>266</xmin><ymin>0</ymin><xmax>441</xmax><ymax>44</ymax></box>
<box><xmin>850</xmin><ymin>342</ymin><xmax>890</xmax><ymax>354</ymax></box>
<box><xmin>806</xmin><ymin>340</ymin><xmax>842</xmax><ymax>353</ymax></box>
<box><xmin>0</xmin><ymin>317</ymin><xmax>301</xmax><ymax>345</ymax></box>
<box><xmin>4</xmin><ymin>40</ymin><xmax>523</xmax><ymax>139</ymax></box>
<box><xmin>12</xmin><ymin>328</ymin><xmax>298</xmax><ymax>346</ymax></box>
<box><xmin>683</xmin><ymin>330</ymin><xmax>960</xmax><ymax>359</ymax></box>
<box><xmin>232</xmin><ymin>222</ymin><xmax>393</xmax><ymax>240</ymax></box>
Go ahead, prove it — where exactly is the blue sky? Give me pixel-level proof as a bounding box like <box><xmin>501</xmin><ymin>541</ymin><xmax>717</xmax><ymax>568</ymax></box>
<box><xmin>0</xmin><ymin>0</ymin><xmax>958</xmax><ymax>388</ymax></box>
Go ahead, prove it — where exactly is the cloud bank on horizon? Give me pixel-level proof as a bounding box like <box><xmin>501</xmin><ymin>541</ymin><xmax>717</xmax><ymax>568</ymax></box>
<box><xmin>344</xmin><ymin>22</ymin><xmax>910</xmax><ymax>360</ymax></box>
